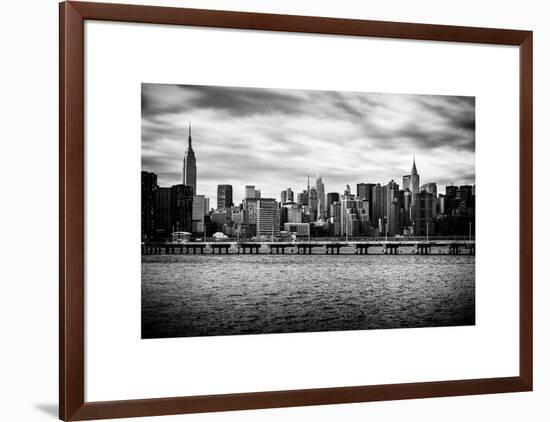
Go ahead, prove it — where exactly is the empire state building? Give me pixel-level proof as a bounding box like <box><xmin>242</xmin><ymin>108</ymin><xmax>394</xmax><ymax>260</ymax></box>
<box><xmin>183</xmin><ymin>123</ymin><xmax>197</xmax><ymax>194</ymax></box>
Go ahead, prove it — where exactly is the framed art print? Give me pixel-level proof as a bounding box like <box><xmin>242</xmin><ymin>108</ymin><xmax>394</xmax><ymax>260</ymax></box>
<box><xmin>60</xmin><ymin>1</ymin><xmax>533</xmax><ymax>420</ymax></box>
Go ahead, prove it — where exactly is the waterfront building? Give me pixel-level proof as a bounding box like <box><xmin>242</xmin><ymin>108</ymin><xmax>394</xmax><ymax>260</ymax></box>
<box><xmin>282</xmin><ymin>202</ymin><xmax>302</xmax><ymax>224</ymax></box>
<box><xmin>340</xmin><ymin>192</ymin><xmax>368</xmax><ymax>237</ymax></box>
<box><xmin>153</xmin><ymin>187</ymin><xmax>171</xmax><ymax>239</ymax></box>
<box><xmin>231</xmin><ymin>208</ymin><xmax>244</xmax><ymax>225</ymax></box>
<box><xmin>371</xmin><ymin>183</ymin><xmax>386</xmax><ymax>229</ymax></box>
<box><xmin>242</xmin><ymin>197</ymin><xmax>259</xmax><ymax>225</ymax></box>
<box><xmin>378</xmin><ymin>217</ymin><xmax>385</xmax><ymax>237</ymax></box>
<box><xmin>330</xmin><ymin>202</ymin><xmax>342</xmax><ymax>236</ymax></box>
<box><xmin>234</xmin><ymin>222</ymin><xmax>256</xmax><ymax>239</ymax></box>
<box><xmin>348</xmin><ymin>215</ymin><xmax>361</xmax><ymax>237</ymax></box>
<box><xmin>216</xmin><ymin>184</ymin><xmax>233</xmax><ymax>210</ymax></box>
<box><xmin>359</xmin><ymin>213</ymin><xmax>372</xmax><ymax>236</ymax></box>
<box><xmin>170</xmin><ymin>184</ymin><xmax>193</xmax><ymax>233</ymax></box>
<box><xmin>192</xmin><ymin>195</ymin><xmax>208</xmax><ymax>234</ymax></box>
<box><xmin>210</xmin><ymin>209</ymin><xmax>231</xmax><ymax>233</ymax></box>
<box><xmin>256</xmin><ymin>198</ymin><xmax>280</xmax><ymax>237</ymax></box>
<box><xmin>284</xmin><ymin>222</ymin><xmax>310</xmax><ymax>238</ymax></box>
<box><xmin>182</xmin><ymin>123</ymin><xmax>197</xmax><ymax>194</ymax></box>
<box><xmin>141</xmin><ymin>171</ymin><xmax>158</xmax><ymax>241</ymax></box>
<box><xmin>383</xmin><ymin>180</ymin><xmax>401</xmax><ymax>235</ymax></box>
<box><xmin>411</xmin><ymin>190</ymin><xmax>435</xmax><ymax>236</ymax></box>
<box><xmin>388</xmin><ymin>197</ymin><xmax>401</xmax><ymax>235</ymax></box>
<box><xmin>326</xmin><ymin>192</ymin><xmax>340</xmax><ymax>217</ymax></box>
<box><xmin>357</xmin><ymin>183</ymin><xmax>375</xmax><ymax>222</ymax></box>
<box><xmin>383</xmin><ymin>180</ymin><xmax>400</xmax><ymax>235</ymax></box>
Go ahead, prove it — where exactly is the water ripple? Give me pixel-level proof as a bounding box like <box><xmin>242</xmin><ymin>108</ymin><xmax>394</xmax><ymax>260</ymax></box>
<box><xmin>142</xmin><ymin>255</ymin><xmax>475</xmax><ymax>338</ymax></box>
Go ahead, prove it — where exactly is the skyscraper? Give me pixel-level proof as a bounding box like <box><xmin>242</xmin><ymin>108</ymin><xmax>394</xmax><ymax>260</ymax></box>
<box><xmin>280</xmin><ymin>187</ymin><xmax>294</xmax><ymax>204</ymax></box>
<box><xmin>256</xmin><ymin>198</ymin><xmax>280</xmax><ymax>237</ymax></box>
<box><xmin>421</xmin><ymin>182</ymin><xmax>437</xmax><ymax>195</ymax></box>
<box><xmin>171</xmin><ymin>184</ymin><xmax>193</xmax><ymax>233</ymax></box>
<box><xmin>282</xmin><ymin>202</ymin><xmax>302</xmax><ymax>224</ymax></box>
<box><xmin>344</xmin><ymin>184</ymin><xmax>351</xmax><ymax>197</ymax></box>
<box><xmin>217</xmin><ymin>184</ymin><xmax>233</xmax><ymax>210</ymax></box>
<box><xmin>340</xmin><ymin>192</ymin><xmax>368</xmax><ymax>237</ymax></box>
<box><xmin>386</xmin><ymin>180</ymin><xmax>400</xmax><ymax>235</ymax></box>
<box><xmin>411</xmin><ymin>155</ymin><xmax>420</xmax><ymax>196</ymax></box>
<box><xmin>357</xmin><ymin>183</ymin><xmax>375</xmax><ymax>223</ymax></box>
<box><xmin>192</xmin><ymin>195</ymin><xmax>208</xmax><ymax>233</ymax></box>
<box><xmin>153</xmin><ymin>187</ymin><xmax>172</xmax><ymax>239</ymax></box>
<box><xmin>297</xmin><ymin>190</ymin><xmax>309</xmax><ymax>207</ymax></box>
<box><xmin>402</xmin><ymin>175</ymin><xmax>411</xmax><ymax>192</ymax></box>
<box><xmin>182</xmin><ymin>123</ymin><xmax>197</xmax><ymax>194</ymax></box>
<box><xmin>411</xmin><ymin>190</ymin><xmax>435</xmax><ymax>236</ymax></box>
<box><xmin>245</xmin><ymin>185</ymin><xmax>256</xmax><ymax>199</ymax></box>
<box><xmin>326</xmin><ymin>192</ymin><xmax>340</xmax><ymax>217</ymax></box>
<box><xmin>141</xmin><ymin>171</ymin><xmax>158</xmax><ymax>241</ymax></box>
<box><xmin>403</xmin><ymin>189</ymin><xmax>412</xmax><ymax>227</ymax></box>
<box><xmin>316</xmin><ymin>175</ymin><xmax>325</xmax><ymax>220</ymax></box>
<box><xmin>372</xmin><ymin>183</ymin><xmax>387</xmax><ymax>229</ymax></box>
<box><xmin>308</xmin><ymin>187</ymin><xmax>318</xmax><ymax>221</ymax></box>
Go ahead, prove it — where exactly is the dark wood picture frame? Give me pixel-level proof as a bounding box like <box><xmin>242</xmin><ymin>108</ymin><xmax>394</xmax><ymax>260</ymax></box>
<box><xmin>59</xmin><ymin>1</ymin><xmax>533</xmax><ymax>420</ymax></box>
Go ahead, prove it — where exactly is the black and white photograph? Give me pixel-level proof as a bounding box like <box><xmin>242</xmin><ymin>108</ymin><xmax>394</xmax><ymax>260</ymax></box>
<box><xmin>141</xmin><ymin>83</ymin><xmax>476</xmax><ymax>339</ymax></box>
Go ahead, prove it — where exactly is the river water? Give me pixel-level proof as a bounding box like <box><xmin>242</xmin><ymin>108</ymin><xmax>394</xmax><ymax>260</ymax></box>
<box><xmin>142</xmin><ymin>254</ymin><xmax>475</xmax><ymax>339</ymax></box>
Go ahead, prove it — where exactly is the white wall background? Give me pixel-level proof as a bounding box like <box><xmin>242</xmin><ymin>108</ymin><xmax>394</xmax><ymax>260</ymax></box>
<box><xmin>0</xmin><ymin>0</ymin><xmax>547</xmax><ymax>421</ymax></box>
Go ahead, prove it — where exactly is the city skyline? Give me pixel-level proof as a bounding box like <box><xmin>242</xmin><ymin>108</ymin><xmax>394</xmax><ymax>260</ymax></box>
<box><xmin>142</xmin><ymin>84</ymin><xmax>475</xmax><ymax>204</ymax></box>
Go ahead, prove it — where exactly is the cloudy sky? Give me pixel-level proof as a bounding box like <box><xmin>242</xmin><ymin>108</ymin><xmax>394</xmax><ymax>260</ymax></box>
<box><xmin>142</xmin><ymin>83</ymin><xmax>475</xmax><ymax>205</ymax></box>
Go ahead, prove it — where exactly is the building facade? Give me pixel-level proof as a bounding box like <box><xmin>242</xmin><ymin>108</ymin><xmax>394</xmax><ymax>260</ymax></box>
<box><xmin>170</xmin><ymin>184</ymin><xmax>193</xmax><ymax>233</ymax></box>
<box><xmin>192</xmin><ymin>195</ymin><xmax>208</xmax><ymax>234</ymax></box>
<box><xmin>141</xmin><ymin>171</ymin><xmax>158</xmax><ymax>241</ymax></box>
<box><xmin>153</xmin><ymin>187</ymin><xmax>171</xmax><ymax>239</ymax></box>
<box><xmin>216</xmin><ymin>184</ymin><xmax>233</xmax><ymax>210</ymax></box>
<box><xmin>256</xmin><ymin>198</ymin><xmax>280</xmax><ymax>237</ymax></box>
<box><xmin>280</xmin><ymin>187</ymin><xmax>294</xmax><ymax>204</ymax></box>
<box><xmin>421</xmin><ymin>182</ymin><xmax>437</xmax><ymax>196</ymax></box>
<box><xmin>283</xmin><ymin>222</ymin><xmax>310</xmax><ymax>237</ymax></box>
<box><xmin>402</xmin><ymin>174</ymin><xmax>411</xmax><ymax>192</ymax></box>
<box><xmin>411</xmin><ymin>190</ymin><xmax>435</xmax><ymax>236</ymax></box>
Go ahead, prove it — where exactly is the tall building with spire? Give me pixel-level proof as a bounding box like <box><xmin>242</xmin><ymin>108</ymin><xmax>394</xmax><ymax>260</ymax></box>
<box><xmin>315</xmin><ymin>173</ymin><xmax>325</xmax><ymax>220</ymax></box>
<box><xmin>183</xmin><ymin>122</ymin><xmax>197</xmax><ymax>194</ymax></box>
<box><xmin>411</xmin><ymin>155</ymin><xmax>420</xmax><ymax>196</ymax></box>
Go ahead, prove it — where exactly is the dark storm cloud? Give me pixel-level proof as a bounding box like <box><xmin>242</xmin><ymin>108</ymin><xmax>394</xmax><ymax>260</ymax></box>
<box><xmin>142</xmin><ymin>83</ymin><xmax>475</xmax><ymax>203</ymax></box>
<box><xmin>142</xmin><ymin>83</ymin><xmax>305</xmax><ymax>119</ymax></box>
